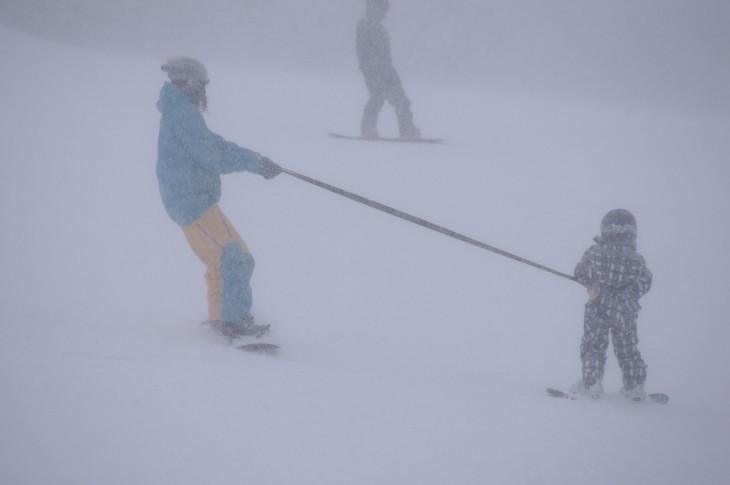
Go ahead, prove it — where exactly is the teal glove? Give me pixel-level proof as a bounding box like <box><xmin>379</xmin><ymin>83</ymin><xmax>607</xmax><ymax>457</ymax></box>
<box><xmin>260</xmin><ymin>157</ymin><xmax>282</xmax><ymax>180</ymax></box>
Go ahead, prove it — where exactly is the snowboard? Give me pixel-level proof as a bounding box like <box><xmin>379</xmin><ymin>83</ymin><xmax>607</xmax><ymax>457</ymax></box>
<box><xmin>238</xmin><ymin>342</ymin><xmax>280</xmax><ymax>356</ymax></box>
<box><xmin>204</xmin><ymin>320</ymin><xmax>280</xmax><ymax>356</ymax></box>
<box><xmin>547</xmin><ymin>387</ymin><xmax>669</xmax><ymax>404</ymax></box>
<box><xmin>329</xmin><ymin>132</ymin><xmax>446</xmax><ymax>144</ymax></box>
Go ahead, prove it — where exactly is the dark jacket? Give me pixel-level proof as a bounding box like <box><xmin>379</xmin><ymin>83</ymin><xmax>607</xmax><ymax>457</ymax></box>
<box><xmin>356</xmin><ymin>16</ymin><xmax>394</xmax><ymax>76</ymax></box>
<box><xmin>574</xmin><ymin>236</ymin><xmax>652</xmax><ymax>315</ymax></box>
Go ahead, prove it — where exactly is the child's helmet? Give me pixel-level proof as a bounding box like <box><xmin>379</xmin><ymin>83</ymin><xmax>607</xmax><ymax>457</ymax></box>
<box><xmin>600</xmin><ymin>209</ymin><xmax>637</xmax><ymax>243</ymax></box>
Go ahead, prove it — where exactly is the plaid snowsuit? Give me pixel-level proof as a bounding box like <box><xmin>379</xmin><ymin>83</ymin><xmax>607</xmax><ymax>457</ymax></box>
<box><xmin>574</xmin><ymin>237</ymin><xmax>652</xmax><ymax>390</ymax></box>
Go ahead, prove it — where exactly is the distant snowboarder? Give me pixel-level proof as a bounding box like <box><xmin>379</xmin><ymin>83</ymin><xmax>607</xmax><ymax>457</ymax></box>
<box><xmin>156</xmin><ymin>57</ymin><xmax>282</xmax><ymax>338</ymax></box>
<box><xmin>568</xmin><ymin>209</ymin><xmax>653</xmax><ymax>402</ymax></box>
<box><xmin>356</xmin><ymin>0</ymin><xmax>420</xmax><ymax>140</ymax></box>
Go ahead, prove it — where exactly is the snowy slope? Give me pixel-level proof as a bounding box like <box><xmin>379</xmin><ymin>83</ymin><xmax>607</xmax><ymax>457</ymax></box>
<box><xmin>1</xmin><ymin>26</ymin><xmax>729</xmax><ymax>485</ymax></box>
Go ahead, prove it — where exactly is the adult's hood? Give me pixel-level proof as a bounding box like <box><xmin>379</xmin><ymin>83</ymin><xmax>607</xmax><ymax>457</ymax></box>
<box><xmin>156</xmin><ymin>82</ymin><xmax>191</xmax><ymax>115</ymax></box>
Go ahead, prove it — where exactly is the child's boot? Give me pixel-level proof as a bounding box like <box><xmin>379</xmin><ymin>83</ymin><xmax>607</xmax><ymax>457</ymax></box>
<box><xmin>569</xmin><ymin>378</ymin><xmax>604</xmax><ymax>399</ymax></box>
<box><xmin>621</xmin><ymin>384</ymin><xmax>647</xmax><ymax>402</ymax></box>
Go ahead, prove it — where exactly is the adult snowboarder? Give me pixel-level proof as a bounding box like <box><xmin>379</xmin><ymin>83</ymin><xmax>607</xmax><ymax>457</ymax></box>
<box><xmin>156</xmin><ymin>57</ymin><xmax>282</xmax><ymax>338</ymax></box>
<box><xmin>569</xmin><ymin>209</ymin><xmax>653</xmax><ymax>402</ymax></box>
<box><xmin>356</xmin><ymin>0</ymin><xmax>420</xmax><ymax>140</ymax></box>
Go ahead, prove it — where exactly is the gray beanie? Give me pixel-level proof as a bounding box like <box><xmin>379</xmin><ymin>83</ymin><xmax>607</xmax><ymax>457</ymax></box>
<box><xmin>161</xmin><ymin>57</ymin><xmax>209</xmax><ymax>85</ymax></box>
<box><xmin>367</xmin><ymin>0</ymin><xmax>389</xmax><ymax>9</ymax></box>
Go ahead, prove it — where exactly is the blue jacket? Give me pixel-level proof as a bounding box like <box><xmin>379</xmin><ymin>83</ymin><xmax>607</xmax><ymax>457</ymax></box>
<box><xmin>156</xmin><ymin>82</ymin><xmax>263</xmax><ymax>226</ymax></box>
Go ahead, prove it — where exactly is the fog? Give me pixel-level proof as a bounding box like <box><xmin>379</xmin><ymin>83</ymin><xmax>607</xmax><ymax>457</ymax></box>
<box><xmin>2</xmin><ymin>0</ymin><xmax>729</xmax><ymax>114</ymax></box>
<box><xmin>2</xmin><ymin>3</ymin><xmax>729</xmax><ymax>483</ymax></box>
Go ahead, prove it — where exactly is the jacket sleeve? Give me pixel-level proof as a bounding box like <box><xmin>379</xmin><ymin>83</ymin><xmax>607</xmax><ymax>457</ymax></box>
<box><xmin>634</xmin><ymin>265</ymin><xmax>653</xmax><ymax>298</ymax></box>
<box><xmin>620</xmin><ymin>255</ymin><xmax>652</xmax><ymax>300</ymax></box>
<box><xmin>172</xmin><ymin>104</ymin><xmax>263</xmax><ymax>175</ymax></box>
<box><xmin>573</xmin><ymin>248</ymin><xmax>594</xmax><ymax>287</ymax></box>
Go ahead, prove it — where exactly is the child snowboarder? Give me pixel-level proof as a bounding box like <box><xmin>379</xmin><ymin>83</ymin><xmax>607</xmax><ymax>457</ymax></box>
<box><xmin>156</xmin><ymin>57</ymin><xmax>282</xmax><ymax>339</ymax></box>
<box><xmin>570</xmin><ymin>209</ymin><xmax>653</xmax><ymax>401</ymax></box>
<box><xmin>356</xmin><ymin>0</ymin><xmax>420</xmax><ymax>139</ymax></box>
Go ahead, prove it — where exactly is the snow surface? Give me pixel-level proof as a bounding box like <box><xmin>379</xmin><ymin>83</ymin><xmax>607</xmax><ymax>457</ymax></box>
<box><xmin>1</xmin><ymin>25</ymin><xmax>729</xmax><ymax>485</ymax></box>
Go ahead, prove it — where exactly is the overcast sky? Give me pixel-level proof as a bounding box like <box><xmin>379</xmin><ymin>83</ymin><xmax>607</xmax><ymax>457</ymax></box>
<box><xmin>2</xmin><ymin>0</ymin><xmax>729</xmax><ymax>113</ymax></box>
